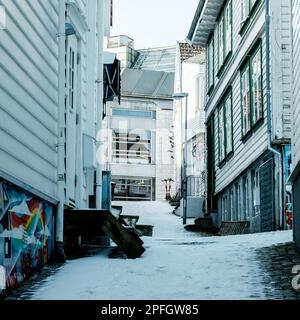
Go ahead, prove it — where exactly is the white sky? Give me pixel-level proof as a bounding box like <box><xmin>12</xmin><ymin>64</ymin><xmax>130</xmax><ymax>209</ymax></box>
<box><xmin>111</xmin><ymin>0</ymin><xmax>199</xmax><ymax>49</ymax></box>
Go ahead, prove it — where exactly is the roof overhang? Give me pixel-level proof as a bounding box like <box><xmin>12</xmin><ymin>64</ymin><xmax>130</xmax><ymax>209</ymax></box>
<box><xmin>187</xmin><ymin>0</ymin><xmax>223</xmax><ymax>46</ymax></box>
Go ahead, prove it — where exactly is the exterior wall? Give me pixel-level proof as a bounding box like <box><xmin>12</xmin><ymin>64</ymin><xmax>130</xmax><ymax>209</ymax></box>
<box><xmin>0</xmin><ymin>0</ymin><xmax>111</xmax><ymax>290</ymax></box>
<box><xmin>270</xmin><ymin>0</ymin><xmax>293</xmax><ymax>141</ymax></box>
<box><xmin>0</xmin><ymin>179</ymin><xmax>55</xmax><ymax>288</ymax></box>
<box><xmin>107</xmin><ymin>97</ymin><xmax>174</xmax><ymax>201</ymax></box>
<box><xmin>292</xmin><ymin>0</ymin><xmax>300</xmax><ymax>250</ymax></box>
<box><xmin>173</xmin><ymin>47</ymin><xmax>206</xmax><ymax>195</ymax></box>
<box><xmin>196</xmin><ymin>0</ymin><xmax>292</xmax><ymax>231</ymax></box>
<box><xmin>292</xmin><ymin>1</ymin><xmax>300</xmax><ymax>169</ymax></box>
<box><xmin>0</xmin><ymin>0</ymin><xmax>59</xmax><ymax>201</ymax></box>
<box><xmin>155</xmin><ymin>104</ymin><xmax>175</xmax><ymax>201</ymax></box>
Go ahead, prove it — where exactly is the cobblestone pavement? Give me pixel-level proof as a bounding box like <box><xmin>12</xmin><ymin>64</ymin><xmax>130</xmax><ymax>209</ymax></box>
<box><xmin>256</xmin><ymin>242</ymin><xmax>300</xmax><ymax>300</ymax></box>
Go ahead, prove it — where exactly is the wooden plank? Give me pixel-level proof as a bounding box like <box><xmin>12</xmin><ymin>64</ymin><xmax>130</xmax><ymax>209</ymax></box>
<box><xmin>64</xmin><ymin>209</ymin><xmax>145</xmax><ymax>259</ymax></box>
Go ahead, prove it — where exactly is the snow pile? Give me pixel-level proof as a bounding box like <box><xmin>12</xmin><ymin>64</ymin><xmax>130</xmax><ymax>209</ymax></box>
<box><xmin>29</xmin><ymin>201</ymin><xmax>293</xmax><ymax>300</ymax></box>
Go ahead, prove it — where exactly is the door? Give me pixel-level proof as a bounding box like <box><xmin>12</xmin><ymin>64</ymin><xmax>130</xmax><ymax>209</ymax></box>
<box><xmin>206</xmin><ymin>116</ymin><xmax>217</xmax><ymax>213</ymax></box>
<box><xmin>65</xmin><ymin>35</ymin><xmax>78</xmax><ymax>206</ymax></box>
<box><xmin>259</xmin><ymin>158</ymin><xmax>274</xmax><ymax>232</ymax></box>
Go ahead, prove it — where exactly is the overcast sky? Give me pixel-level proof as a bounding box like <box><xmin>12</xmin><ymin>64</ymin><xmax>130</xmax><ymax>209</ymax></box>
<box><xmin>111</xmin><ymin>0</ymin><xmax>199</xmax><ymax>49</ymax></box>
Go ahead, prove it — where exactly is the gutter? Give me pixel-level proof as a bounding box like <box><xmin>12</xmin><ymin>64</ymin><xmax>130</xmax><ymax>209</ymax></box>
<box><xmin>265</xmin><ymin>0</ymin><xmax>284</xmax><ymax>229</ymax></box>
<box><xmin>56</xmin><ymin>0</ymin><xmax>67</xmax><ymax>260</ymax></box>
<box><xmin>187</xmin><ymin>0</ymin><xmax>206</xmax><ymax>42</ymax></box>
<box><xmin>96</xmin><ymin>0</ymin><xmax>104</xmax><ymax>209</ymax></box>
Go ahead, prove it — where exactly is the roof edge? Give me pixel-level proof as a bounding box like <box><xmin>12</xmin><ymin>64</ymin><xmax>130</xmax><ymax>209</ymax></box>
<box><xmin>187</xmin><ymin>0</ymin><xmax>206</xmax><ymax>42</ymax></box>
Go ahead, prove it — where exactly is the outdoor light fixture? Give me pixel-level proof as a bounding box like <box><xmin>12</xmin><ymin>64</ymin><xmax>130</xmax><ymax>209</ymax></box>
<box><xmin>172</xmin><ymin>92</ymin><xmax>189</xmax><ymax>225</ymax></box>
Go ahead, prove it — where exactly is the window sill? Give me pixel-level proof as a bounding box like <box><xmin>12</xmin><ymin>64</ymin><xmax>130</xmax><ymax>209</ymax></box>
<box><xmin>216</xmin><ymin>51</ymin><xmax>232</xmax><ymax>79</ymax></box>
<box><xmin>207</xmin><ymin>84</ymin><xmax>214</xmax><ymax>96</ymax></box>
<box><xmin>218</xmin><ymin>151</ymin><xmax>234</xmax><ymax>169</ymax></box>
<box><xmin>239</xmin><ymin>0</ymin><xmax>261</xmax><ymax>38</ymax></box>
<box><xmin>241</xmin><ymin>117</ymin><xmax>264</xmax><ymax>144</ymax></box>
<box><xmin>239</xmin><ymin>17</ymin><xmax>250</xmax><ymax>37</ymax></box>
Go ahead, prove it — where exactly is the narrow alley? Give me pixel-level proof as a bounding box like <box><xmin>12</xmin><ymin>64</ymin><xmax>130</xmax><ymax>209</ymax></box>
<box><xmin>9</xmin><ymin>202</ymin><xmax>297</xmax><ymax>301</ymax></box>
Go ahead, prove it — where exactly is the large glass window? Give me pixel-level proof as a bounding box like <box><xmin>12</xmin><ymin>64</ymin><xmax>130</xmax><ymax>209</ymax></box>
<box><xmin>217</xmin><ymin>91</ymin><xmax>233</xmax><ymax>163</ymax></box>
<box><xmin>112</xmin><ymin>108</ymin><xmax>155</xmax><ymax>119</ymax></box>
<box><xmin>112</xmin><ymin>177</ymin><xmax>154</xmax><ymax>201</ymax></box>
<box><xmin>112</xmin><ymin>130</ymin><xmax>152</xmax><ymax>164</ymax></box>
<box><xmin>240</xmin><ymin>43</ymin><xmax>263</xmax><ymax>137</ymax></box>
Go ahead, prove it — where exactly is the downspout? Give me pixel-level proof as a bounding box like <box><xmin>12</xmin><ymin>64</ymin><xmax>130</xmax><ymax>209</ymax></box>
<box><xmin>265</xmin><ymin>0</ymin><xmax>284</xmax><ymax>229</ymax></box>
<box><xmin>96</xmin><ymin>0</ymin><xmax>104</xmax><ymax>209</ymax></box>
<box><xmin>56</xmin><ymin>0</ymin><xmax>67</xmax><ymax>261</ymax></box>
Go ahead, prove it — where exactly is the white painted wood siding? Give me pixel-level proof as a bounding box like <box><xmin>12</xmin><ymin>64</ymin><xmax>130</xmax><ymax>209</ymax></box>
<box><xmin>270</xmin><ymin>0</ymin><xmax>293</xmax><ymax>140</ymax></box>
<box><xmin>207</xmin><ymin>1</ymin><xmax>269</xmax><ymax>194</ymax></box>
<box><xmin>292</xmin><ymin>0</ymin><xmax>300</xmax><ymax>167</ymax></box>
<box><xmin>205</xmin><ymin>0</ymin><xmax>292</xmax><ymax>194</ymax></box>
<box><xmin>0</xmin><ymin>0</ymin><xmax>59</xmax><ymax>200</ymax></box>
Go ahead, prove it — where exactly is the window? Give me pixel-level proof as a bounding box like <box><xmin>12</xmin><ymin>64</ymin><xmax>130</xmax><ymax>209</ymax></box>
<box><xmin>241</xmin><ymin>0</ymin><xmax>259</xmax><ymax>24</ymax></box>
<box><xmin>207</xmin><ymin>36</ymin><xmax>214</xmax><ymax>92</ymax></box>
<box><xmin>243</xmin><ymin>176</ymin><xmax>249</xmax><ymax>219</ymax></box>
<box><xmin>240</xmin><ymin>43</ymin><xmax>263</xmax><ymax>137</ymax></box>
<box><xmin>241</xmin><ymin>66</ymin><xmax>251</xmax><ymax>135</ymax></box>
<box><xmin>112</xmin><ymin>108</ymin><xmax>155</xmax><ymax>119</ymax></box>
<box><xmin>252</xmin><ymin>169</ymin><xmax>260</xmax><ymax>216</ymax></box>
<box><xmin>251</xmin><ymin>48</ymin><xmax>263</xmax><ymax>124</ymax></box>
<box><xmin>112</xmin><ymin>177</ymin><xmax>154</xmax><ymax>201</ymax></box>
<box><xmin>224</xmin><ymin>0</ymin><xmax>232</xmax><ymax>57</ymax></box>
<box><xmin>112</xmin><ymin>130</ymin><xmax>152</xmax><ymax>164</ymax></box>
<box><xmin>217</xmin><ymin>91</ymin><xmax>233</xmax><ymax>163</ymax></box>
<box><xmin>217</xmin><ymin>0</ymin><xmax>232</xmax><ymax>74</ymax></box>
<box><xmin>218</xmin><ymin>16</ymin><xmax>224</xmax><ymax>69</ymax></box>
<box><xmin>218</xmin><ymin>105</ymin><xmax>225</xmax><ymax>162</ymax></box>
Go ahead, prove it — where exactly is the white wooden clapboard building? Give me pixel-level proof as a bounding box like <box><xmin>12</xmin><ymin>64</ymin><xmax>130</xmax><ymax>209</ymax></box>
<box><xmin>290</xmin><ymin>0</ymin><xmax>300</xmax><ymax>251</ymax></box>
<box><xmin>188</xmin><ymin>0</ymin><xmax>293</xmax><ymax>232</ymax></box>
<box><xmin>0</xmin><ymin>0</ymin><xmax>112</xmax><ymax>288</ymax></box>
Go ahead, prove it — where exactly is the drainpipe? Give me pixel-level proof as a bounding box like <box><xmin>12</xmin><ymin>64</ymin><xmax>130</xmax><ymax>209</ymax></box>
<box><xmin>96</xmin><ymin>0</ymin><xmax>104</xmax><ymax>209</ymax></box>
<box><xmin>56</xmin><ymin>0</ymin><xmax>67</xmax><ymax>261</ymax></box>
<box><xmin>265</xmin><ymin>0</ymin><xmax>284</xmax><ymax>229</ymax></box>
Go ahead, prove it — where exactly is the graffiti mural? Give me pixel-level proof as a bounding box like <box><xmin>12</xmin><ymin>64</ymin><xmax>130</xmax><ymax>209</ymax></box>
<box><xmin>0</xmin><ymin>180</ymin><xmax>55</xmax><ymax>289</ymax></box>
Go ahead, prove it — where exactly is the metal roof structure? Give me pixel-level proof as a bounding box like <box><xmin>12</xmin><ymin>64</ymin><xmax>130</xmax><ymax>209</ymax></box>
<box><xmin>187</xmin><ymin>0</ymin><xmax>222</xmax><ymax>46</ymax></box>
<box><xmin>121</xmin><ymin>68</ymin><xmax>175</xmax><ymax>100</ymax></box>
<box><xmin>131</xmin><ymin>46</ymin><xmax>176</xmax><ymax>73</ymax></box>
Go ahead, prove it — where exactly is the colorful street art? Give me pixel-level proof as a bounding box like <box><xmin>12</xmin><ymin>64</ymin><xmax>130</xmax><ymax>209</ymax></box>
<box><xmin>0</xmin><ymin>180</ymin><xmax>55</xmax><ymax>289</ymax></box>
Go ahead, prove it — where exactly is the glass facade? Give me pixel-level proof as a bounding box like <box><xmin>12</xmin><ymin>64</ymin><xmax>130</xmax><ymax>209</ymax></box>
<box><xmin>112</xmin><ymin>177</ymin><xmax>155</xmax><ymax>201</ymax></box>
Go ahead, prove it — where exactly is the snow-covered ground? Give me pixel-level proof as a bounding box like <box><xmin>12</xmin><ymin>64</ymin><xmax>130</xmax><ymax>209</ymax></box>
<box><xmin>30</xmin><ymin>201</ymin><xmax>292</xmax><ymax>300</ymax></box>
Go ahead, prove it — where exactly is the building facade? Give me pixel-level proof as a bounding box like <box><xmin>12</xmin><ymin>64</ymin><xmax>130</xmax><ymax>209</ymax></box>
<box><xmin>0</xmin><ymin>0</ymin><xmax>112</xmax><ymax>290</ymax></box>
<box><xmin>104</xmin><ymin>68</ymin><xmax>175</xmax><ymax>201</ymax></box>
<box><xmin>188</xmin><ymin>0</ymin><xmax>293</xmax><ymax>232</ymax></box>
<box><xmin>291</xmin><ymin>0</ymin><xmax>300</xmax><ymax>251</ymax></box>
<box><xmin>173</xmin><ymin>42</ymin><xmax>206</xmax><ymax>200</ymax></box>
